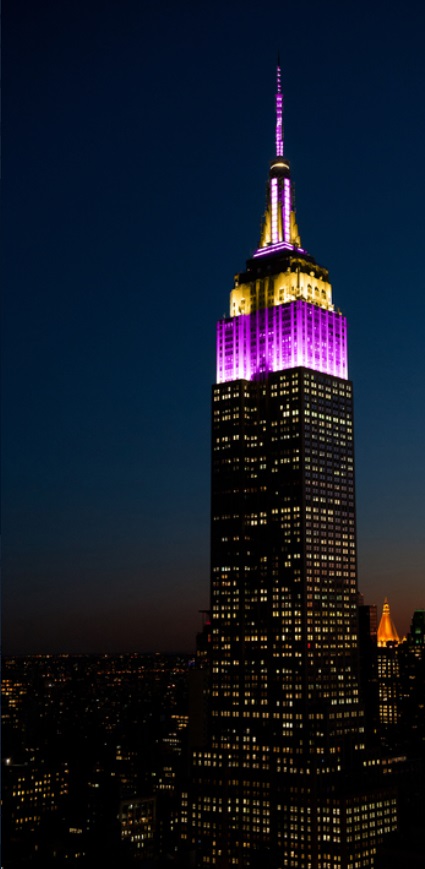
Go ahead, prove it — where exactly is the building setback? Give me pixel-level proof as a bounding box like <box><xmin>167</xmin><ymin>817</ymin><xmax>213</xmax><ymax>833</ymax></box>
<box><xmin>181</xmin><ymin>66</ymin><xmax>397</xmax><ymax>868</ymax></box>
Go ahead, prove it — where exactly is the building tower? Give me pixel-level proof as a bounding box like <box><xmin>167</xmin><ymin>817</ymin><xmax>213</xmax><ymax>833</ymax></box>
<box><xmin>358</xmin><ymin>602</ymin><xmax>379</xmax><ymax>737</ymax></box>
<box><xmin>182</xmin><ymin>65</ymin><xmax>397</xmax><ymax>869</ymax></box>
<box><xmin>377</xmin><ymin>599</ymin><xmax>400</xmax><ymax>647</ymax></box>
<box><xmin>377</xmin><ymin>598</ymin><xmax>401</xmax><ymax>729</ymax></box>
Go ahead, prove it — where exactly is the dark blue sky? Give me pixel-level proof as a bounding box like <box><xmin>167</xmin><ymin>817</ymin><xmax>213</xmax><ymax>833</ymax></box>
<box><xmin>3</xmin><ymin>0</ymin><xmax>425</xmax><ymax>652</ymax></box>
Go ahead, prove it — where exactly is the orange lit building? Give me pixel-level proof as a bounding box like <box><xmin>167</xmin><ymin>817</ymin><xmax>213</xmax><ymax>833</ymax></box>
<box><xmin>377</xmin><ymin>598</ymin><xmax>401</xmax><ymax>728</ymax></box>
<box><xmin>377</xmin><ymin>599</ymin><xmax>400</xmax><ymax>647</ymax></box>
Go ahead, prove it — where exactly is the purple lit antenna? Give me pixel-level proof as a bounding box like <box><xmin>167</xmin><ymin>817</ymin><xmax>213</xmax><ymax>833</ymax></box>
<box><xmin>275</xmin><ymin>59</ymin><xmax>283</xmax><ymax>157</ymax></box>
<box><xmin>253</xmin><ymin>60</ymin><xmax>305</xmax><ymax>257</ymax></box>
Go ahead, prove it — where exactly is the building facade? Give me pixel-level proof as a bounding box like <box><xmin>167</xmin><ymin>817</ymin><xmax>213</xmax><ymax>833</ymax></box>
<box><xmin>182</xmin><ymin>67</ymin><xmax>397</xmax><ymax>868</ymax></box>
<box><xmin>358</xmin><ymin>603</ymin><xmax>379</xmax><ymax>737</ymax></box>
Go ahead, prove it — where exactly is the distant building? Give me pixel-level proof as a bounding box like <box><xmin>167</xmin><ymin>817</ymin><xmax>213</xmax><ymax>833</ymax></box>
<box><xmin>377</xmin><ymin>599</ymin><xmax>401</xmax><ymax>728</ymax></box>
<box><xmin>408</xmin><ymin>609</ymin><xmax>425</xmax><ymax>654</ymax></box>
<box><xmin>188</xmin><ymin>613</ymin><xmax>211</xmax><ymax>751</ymax></box>
<box><xmin>2</xmin><ymin>756</ymin><xmax>69</xmax><ymax>834</ymax></box>
<box><xmin>398</xmin><ymin>610</ymin><xmax>425</xmax><ymax>749</ymax></box>
<box><xmin>358</xmin><ymin>603</ymin><xmax>379</xmax><ymax>736</ymax></box>
<box><xmin>119</xmin><ymin>796</ymin><xmax>156</xmax><ymax>859</ymax></box>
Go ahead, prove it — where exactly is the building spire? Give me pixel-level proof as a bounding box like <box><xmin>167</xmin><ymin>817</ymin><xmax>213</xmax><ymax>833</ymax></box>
<box><xmin>257</xmin><ymin>60</ymin><xmax>304</xmax><ymax>254</ymax></box>
<box><xmin>377</xmin><ymin>598</ymin><xmax>400</xmax><ymax>646</ymax></box>
<box><xmin>275</xmin><ymin>58</ymin><xmax>283</xmax><ymax>157</ymax></box>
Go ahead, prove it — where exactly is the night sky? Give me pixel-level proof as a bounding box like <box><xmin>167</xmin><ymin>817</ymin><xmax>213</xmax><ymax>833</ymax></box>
<box><xmin>3</xmin><ymin>0</ymin><xmax>425</xmax><ymax>653</ymax></box>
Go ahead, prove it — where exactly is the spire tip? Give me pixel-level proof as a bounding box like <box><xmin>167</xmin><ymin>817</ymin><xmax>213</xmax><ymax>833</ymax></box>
<box><xmin>275</xmin><ymin>59</ymin><xmax>283</xmax><ymax>156</ymax></box>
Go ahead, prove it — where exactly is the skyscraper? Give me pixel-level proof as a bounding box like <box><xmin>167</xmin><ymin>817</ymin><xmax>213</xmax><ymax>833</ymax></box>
<box><xmin>377</xmin><ymin>598</ymin><xmax>401</xmax><ymax>729</ymax></box>
<box><xmin>181</xmin><ymin>66</ymin><xmax>397</xmax><ymax>869</ymax></box>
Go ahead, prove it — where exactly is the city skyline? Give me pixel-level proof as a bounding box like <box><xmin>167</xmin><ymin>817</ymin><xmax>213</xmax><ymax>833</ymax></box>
<box><xmin>3</xmin><ymin>0</ymin><xmax>425</xmax><ymax>653</ymax></box>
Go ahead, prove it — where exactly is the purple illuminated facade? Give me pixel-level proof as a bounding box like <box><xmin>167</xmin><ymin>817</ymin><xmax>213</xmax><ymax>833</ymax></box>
<box><xmin>183</xmin><ymin>65</ymin><xmax>398</xmax><ymax>869</ymax></box>
<box><xmin>217</xmin><ymin>300</ymin><xmax>347</xmax><ymax>383</ymax></box>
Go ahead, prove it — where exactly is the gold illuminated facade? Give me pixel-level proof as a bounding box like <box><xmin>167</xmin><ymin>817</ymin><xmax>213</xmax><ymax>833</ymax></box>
<box><xmin>230</xmin><ymin>256</ymin><xmax>333</xmax><ymax>317</ymax></box>
<box><xmin>181</xmin><ymin>67</ymin><xmax>398</xmax><ymax>868</ymax></box>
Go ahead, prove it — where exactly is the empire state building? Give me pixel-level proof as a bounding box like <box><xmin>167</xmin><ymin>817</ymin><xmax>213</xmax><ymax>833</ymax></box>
<box><xmin>181</xmin><ymin>66</ymin><xmax>397</xmax><ymax>869</ymax></box>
